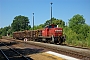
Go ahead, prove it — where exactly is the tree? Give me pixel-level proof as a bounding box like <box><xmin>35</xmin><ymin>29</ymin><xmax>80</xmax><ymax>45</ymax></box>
<box><xmin>68</xmin><ymin>14</ymin><xmax>90</xmax><ymax>47</ymax></box>
<box><xmin>11</xmin><ymin>15</ymin><xmax>30</xmax><ymax>32</ymax></box>
<box><xmin>69</xmin><ymin>14</ymin><xmax>85</xmax><ymax>33</ymax></box>
<box><xmin>0</xmin><ymin>26</ymin><xmax>9</xmax><ymax>36</ymax></box>
<box><xmin>44</xmin><ymin>17</ymin><xmax>65</xmax><ymax>27</ymax></box>
<box><xmin>30</xmin><ymin>17</ymin><xmax>65</xmax><ymax>30</ymax></box>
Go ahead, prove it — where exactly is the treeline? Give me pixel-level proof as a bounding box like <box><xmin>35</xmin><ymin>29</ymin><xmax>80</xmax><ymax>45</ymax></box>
<box><xmin>0</xmin><ymin>14</ymin><xmax>90</xmax><ymax>47</ymax></box>
<box><xmin>64</xmin><ymin>14</ymin><xmax>90</xmax><ymax>47</ymax></box>
<box><xmin>30</xmin><ymin>17</ymin><xmax>65</xmax><ymax>30</ymax></box>
<box><xmin>0</xmin><ymin>15</ymin><xmax>31</xmax><ymax>36</ymax></box>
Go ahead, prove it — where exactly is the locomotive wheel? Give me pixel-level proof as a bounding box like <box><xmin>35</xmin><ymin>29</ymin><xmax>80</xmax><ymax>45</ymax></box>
<box><xmin>54</xmin><ymin>37</ymin><xmax>58</xmax><ymax>44</ymax></box>
<box><xmin>58</xmin><ymin>37</ymin><xmax>61</xmax><ymax>44</ymax></box>
<box><xmin>46</xmin><ymin>38</ymin><xmax>51</xmax><ymax>43</ymax></box>
<box><xmin>47</xmin><ymin>40</ymin><xmax>51</xmax><ymax>43</ymax></box>
<box><xmin>59</xmin><ymin>37</ymin><xmax>63</xmax><ymax>44</ymax></box>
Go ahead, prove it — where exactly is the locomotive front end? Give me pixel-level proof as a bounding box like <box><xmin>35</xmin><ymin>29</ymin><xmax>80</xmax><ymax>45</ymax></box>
<box><xmin>52</xmin><ymin>28</ymin><xmax>62</xmax><ymax>44</ymax></box>
<box><xmin>54</xmin><ymin>28</ymin><xmax>63</xmax><ymax>36</ymax></box>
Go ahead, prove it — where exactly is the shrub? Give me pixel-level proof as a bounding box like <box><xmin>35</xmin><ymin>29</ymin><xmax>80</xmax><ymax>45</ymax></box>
<box><xmin>0</xmin><ymin>35</ymin><xmax>2</xmax><ymax>39</ymax></box>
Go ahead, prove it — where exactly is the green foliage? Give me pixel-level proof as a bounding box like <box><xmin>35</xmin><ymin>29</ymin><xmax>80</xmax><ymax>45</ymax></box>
<box><xmin>44</xmin><ymin>17</ymin><xmax>65</xmax><ymax>27</ymax></box>
<box><xmin>0</xmin><ymin>15</ymin><xmax>31</xmax><ymax>36</ymax></box>
<box><xmin>11</xmin><ymin>15</ymin><xmax>30</xmax><ymax>32</ymax></box>
<box><xmin>0</xmin><ymin>35</ymin><xmax>2</xmax><ymax>39</ymax></box>
<box><xmin>0</xmin><ymin>26</ymin><xmax>10</xmax><ymax>36</ymax></box>
<box><xmin>69</xmin><ymin>14</ymin><xmax>85</xmax><ymax>26</ymax></box>
<box><xmin>30</xmin><ymin>17</ymin><xmax>65</xmax><ymax>30</ymax></box>
<box><xmin>86</xmin><ymin>26</ymin><xmax>90</xmax><ymax>47</ymax></box>
<box><xmin>30</xmin><ymin>25</ymin><xmax>44</xmax><ymax>30</ymax></box>
<box><xmin>69</xmin><ymin>14</ymin><xmax>85</xmax><ymax>33</ymax></box>
<box><xmin>63</xmin><ymin>27</ymin><xmax>77</xmax><ymax>45</ymax></box>
<box><xmin>67</xmin><ymin>14</ymin><xmax>90</xmax><ymax>47</ymax></box>
<box><xmin>63</xmin><ymin>26</ymin><xmax>90</xmax><ymax>47</ymax></box>
<box><xmin>0</xmin><ymin>28</ymin><xmax>3</xmax><ymax>35</ymax></box>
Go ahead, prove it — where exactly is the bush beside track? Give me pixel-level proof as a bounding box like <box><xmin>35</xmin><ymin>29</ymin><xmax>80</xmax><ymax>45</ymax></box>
<box><xmin>0</xmin><ymin>35</ymin><xmax>2</xmax><ymax>39</ymax></box>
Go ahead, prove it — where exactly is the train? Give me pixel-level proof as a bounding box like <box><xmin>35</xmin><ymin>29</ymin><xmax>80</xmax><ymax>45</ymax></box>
<box><xmin>13</xmin><ymin>24</ymin><xmax>66</xmax><ymax>44</ymax></box>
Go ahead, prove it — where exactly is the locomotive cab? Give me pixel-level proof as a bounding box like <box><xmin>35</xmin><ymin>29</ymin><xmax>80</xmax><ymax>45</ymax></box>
<box><xmin>42</xmin><ymin>24</ymin><xmax>63</xmax><ymax>37</ymax></box>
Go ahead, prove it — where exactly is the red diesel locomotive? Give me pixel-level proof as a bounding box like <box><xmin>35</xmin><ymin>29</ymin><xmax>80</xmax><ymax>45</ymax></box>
<box><xmin>13</xmin><ymin>24</ymin><xmax>66</xmax><ymax>44</ymax></box>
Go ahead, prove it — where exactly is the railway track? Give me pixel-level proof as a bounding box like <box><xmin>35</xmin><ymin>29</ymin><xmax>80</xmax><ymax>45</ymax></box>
<box><xmin>0</xmin><ymin>42</ymin><xmax>33</xmax><ymax>60</ymax></box>
<box><xmin>2</xmin><ymin>36</ymin><xmax>90</xmax><ymax>50</ymax></box>
<box><xmin>1</xmin><ymin>37</ymin><xmax>90</xmax><ymax>60</ymax></box>
<box><xmin>26</xmin><ymin>41</ymin><xmax>90</xmax><ymax>60</ymax></box>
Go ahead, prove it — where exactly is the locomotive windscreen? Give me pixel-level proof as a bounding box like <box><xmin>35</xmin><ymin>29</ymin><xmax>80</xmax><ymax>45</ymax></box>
<box><xmin>48</xmin><ymin>24</ymin><xmax>57</xmax><ymax>28</ymax></box>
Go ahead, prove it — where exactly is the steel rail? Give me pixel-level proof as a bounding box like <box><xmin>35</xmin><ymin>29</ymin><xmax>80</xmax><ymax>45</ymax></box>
<box><xmin>1</xmin><ymin>42</ymin><xmax>32</xmax><ymax>60</ymax></box>
<box><xmin>0</xmin><ymin>49</ymin><xmax>9</xmax><ymax>60</ymax></box>
<box><xmin>0</xmin><ymin>42</ymin><xmax>9</xmax><ymax>60</ymax></box>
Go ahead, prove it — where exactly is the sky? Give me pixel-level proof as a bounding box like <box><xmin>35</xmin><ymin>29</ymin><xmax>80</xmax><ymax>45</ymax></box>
<box><xmin>0</xmin><ymin>0</ymin><xmax>90</xmax><ymax>28</ymax></box>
